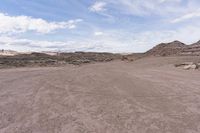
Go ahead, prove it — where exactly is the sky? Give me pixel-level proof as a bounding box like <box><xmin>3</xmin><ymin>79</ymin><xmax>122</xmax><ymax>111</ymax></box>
<box><xmin>0</xmin><ymin>0</ymin><xmax>200</xmax><ymax>53</ymax></box>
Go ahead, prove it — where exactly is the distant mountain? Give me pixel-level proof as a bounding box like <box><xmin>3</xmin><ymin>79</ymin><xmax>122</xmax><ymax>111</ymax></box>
<box><xmin>145</xmin><ymin>41</ymin><xmax>186</xmax><ymax>56</ymax></box>
<box><xmin>0</xmin><ymin>50</ymin><xmax>19</xmax><ymax>56</ymax></box>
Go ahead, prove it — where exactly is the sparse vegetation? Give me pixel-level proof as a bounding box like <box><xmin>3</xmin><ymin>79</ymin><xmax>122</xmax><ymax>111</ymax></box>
<box><xmin>0</xmin><ymin>52</ymin><xmax>122</xmax><ymax>68</ymax></box>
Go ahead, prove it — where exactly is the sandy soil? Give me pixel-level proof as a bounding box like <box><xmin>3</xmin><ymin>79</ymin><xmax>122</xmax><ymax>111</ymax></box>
<box><xmin>0</xmin><ymin>56</ymin><xmax>200</xmax><ymax>133</ymax></box>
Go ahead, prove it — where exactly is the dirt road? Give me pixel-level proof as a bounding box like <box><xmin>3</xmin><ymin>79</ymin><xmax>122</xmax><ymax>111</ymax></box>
<box><xmin>0</xmin><ymin>57</ymin><xmax>200</xmax><ymax>133</ymax></box>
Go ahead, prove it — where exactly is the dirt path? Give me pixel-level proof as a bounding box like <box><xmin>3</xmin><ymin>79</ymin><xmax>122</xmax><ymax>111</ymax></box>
<box><xmin>0</xmin><ymin>57</ymin><xmax>200</xmax><ymax>133</ymax></box>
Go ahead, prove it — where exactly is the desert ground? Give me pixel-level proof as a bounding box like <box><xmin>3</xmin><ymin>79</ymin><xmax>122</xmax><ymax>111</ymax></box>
<box><xmin>0</xmin><ymin>56</ymin><xmax>200</xmax><ymax>133</ymax></box>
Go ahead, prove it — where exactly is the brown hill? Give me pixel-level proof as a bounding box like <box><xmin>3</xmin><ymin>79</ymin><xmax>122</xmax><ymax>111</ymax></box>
<box><xmin>192</xmin><ymin>40</ymin><xmax>200</xmax><ymax>46</ymax></box>
<box><xmin>145</xmin><ymin>41</ymin><xmax>186</xmax><ymax>56</ymax></box>
<box><xmin>181</xmin><ymin>40</ymin><xmax>200</xmax><ymax>56</ymax></box>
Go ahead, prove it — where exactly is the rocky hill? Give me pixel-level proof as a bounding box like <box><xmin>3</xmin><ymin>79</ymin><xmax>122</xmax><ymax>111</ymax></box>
<box><xmin>145</xmin><ymin>41</ymin><xmax>186</xmax><ymax>56</ymax></box>
<box><xmin>181</xmin><ymin>40</ymin><xmax>200</xmax><ymax>56</ymax></box>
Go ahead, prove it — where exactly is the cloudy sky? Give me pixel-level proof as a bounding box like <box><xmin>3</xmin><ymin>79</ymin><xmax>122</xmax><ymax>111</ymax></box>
<box><xmin>0</xmin><ymin>0</ymin><xmax>200</xmax><ymax>53</ymax></box>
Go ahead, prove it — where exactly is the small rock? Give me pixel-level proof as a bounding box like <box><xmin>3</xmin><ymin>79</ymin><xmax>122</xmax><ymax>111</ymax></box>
<box><xmin>183</xmin><ymin>64</ymin><xmax>198</xmax><ymax>70</ymax></box>
<box><xmin>175</xmin><ymin>62</ymin><xmax>193</xmax><ymax>67</ymax></box>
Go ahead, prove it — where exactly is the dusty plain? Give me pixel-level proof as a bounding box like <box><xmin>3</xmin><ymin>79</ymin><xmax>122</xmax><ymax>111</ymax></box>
<box><xmin>0</xmin><ymin>56</ymin><xmax>200</xmax><ymax>133</ymax></box>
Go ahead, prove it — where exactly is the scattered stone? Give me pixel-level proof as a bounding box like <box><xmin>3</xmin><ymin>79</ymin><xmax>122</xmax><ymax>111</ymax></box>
<box><xmin>183</xmin><ymin>64</ymin><xmax>198</xmax><ymax>70</ymax></box>
<box><xmin>121</xmin><ymin>56</ymin><xmax>129</xmax><ymax>61</ymax></box>
<box><xmin>175</xmin><ymin>62</ymin><xmax>199</xmax><ymax>70</ymax></box>
<box><xmin>175</xmin><ymin>62</ymin><xmax>193</xmax><ymax>67</ymax></box>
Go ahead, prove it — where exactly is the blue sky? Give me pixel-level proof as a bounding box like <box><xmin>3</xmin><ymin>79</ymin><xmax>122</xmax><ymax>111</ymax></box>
<box><xmin>0</xmin><ymin>0</ymin><xmax>200</xmax><ymax>53</ymax></box>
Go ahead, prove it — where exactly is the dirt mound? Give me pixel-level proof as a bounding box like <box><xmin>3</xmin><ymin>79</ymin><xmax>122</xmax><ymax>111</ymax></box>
<box><xmin>145</xmin><ymin>41</ymin><xmax>186</xmax><ymax>56</ymax></box>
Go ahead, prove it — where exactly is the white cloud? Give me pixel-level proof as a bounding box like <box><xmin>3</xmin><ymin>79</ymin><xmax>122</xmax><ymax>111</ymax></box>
<box><xmin>108</xmin><ymin>0</ymin><xmax>185</xmax><ymax>16</ymax></box>
<box><xmin>130</xmin><ymin>24</ymin><xmax>200</xmax><ymax>50</ymax></box>
<box><xmin>171</xmin><ymin>9</ymin><xmax>200</xmax><ymax>23</ymax></box>
<box><xmin>89</xmin><ymin>1</ymin><xmax>114</xmax><ymax>20</ymax></box>
<box><xmin>158</xmin><ymin>0</ymin><xmax>181</xmax><ymax>3</ymax></box>
<box><xmin>1</xmin><ymin>22</ymin><xmax>200</xmax><ymax>53</ymax></box>
<box><xmin>0</xmin><ymin>34</ymin><xmax>135</xmax><ymax>53</ymax></box>
<box><xmin>94</xmin><ymin>31</ymin><xmax>104</xmax><ymax>36</ymax></box>
<box><xmin>0</xmin><ymin>36</ymin><xmax>85</xmax><ymax>52</ymax></box>
<box><xmin>89</xmin><ymin>2</ymin><xmax>107</xmax><ymax>12</ymax></box>
<box><xmin>1</xmin><ymin>2</ymin><xmax>200</xmax><ymax>53</ymax></box>
<box><xmin>0</xmin><ymin>13</ymin><xmax>82</xmax><ymax>34</ymax></box>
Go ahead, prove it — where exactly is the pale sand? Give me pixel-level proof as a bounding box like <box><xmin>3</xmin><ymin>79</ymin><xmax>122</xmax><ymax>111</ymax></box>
<box><xmin>0</xmin><ymin>56</ymin><xmax>200</xmax><ymax>133</ymax></box>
